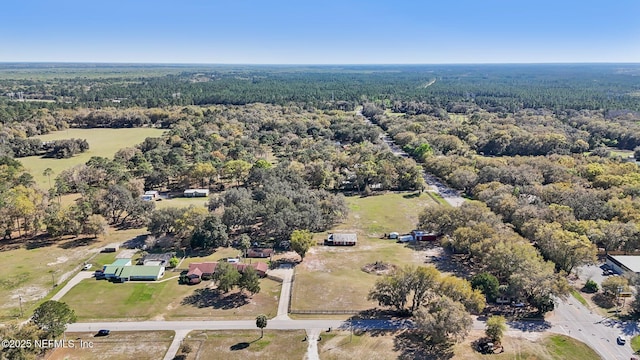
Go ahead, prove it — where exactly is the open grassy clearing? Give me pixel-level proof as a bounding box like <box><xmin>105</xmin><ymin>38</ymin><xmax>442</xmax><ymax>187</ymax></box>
<box><xmin>49</xmin><ymin>331</ymin><xmax>173</xmax><ymax>360</ymax></box>
<box><xmin>154</xmin><ymin>196</ymin><xmax>210</xmax><ymax>210</ymax></box>
<box><xmin>59</xmin><ymin>267</ymin><xmax>279</xmax><ymax>321</ymax></box>
<box><xmin>292</xmin><ymin>192</ymin><xmax>437</xmax><ymax>311</ymax></box>
<box><xmin>180</xmin><ymin>330</ymin><xmax>307</xmax><ymax>360</ymax></box>
<box><xmin>20</xmin><ymin>128</ymin><xmax>164</xmax><ymax>189</ymax></box>
<box><xmin>0</xmin><ymin>227</ymin><xmax>145</xmax><ymax>319</ymax></box>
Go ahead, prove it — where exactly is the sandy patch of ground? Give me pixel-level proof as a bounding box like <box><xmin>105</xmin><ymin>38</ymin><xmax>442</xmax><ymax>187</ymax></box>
<box><xmin>8</xmin><ymin>286</ymin><xmax>48</xmax><ymax>304</ymax></box>
<box><xmin>47</xmin><ymin>256</ymin><xmax>69</xmax><ymax>266</ymax></box>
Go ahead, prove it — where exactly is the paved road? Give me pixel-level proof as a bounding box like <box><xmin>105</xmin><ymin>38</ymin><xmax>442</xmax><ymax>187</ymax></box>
<box><xmin>66</xmin><ymin>319</ymin><xmax>410</xmax><ymax>332</ymax></box>
<box><xmin>68</xmin><ymin>306</ymin><xmax>636</xmax><ymax>359</ymax></box>
<box><xmin>357</xmin><ymin>107</ymin><xmax>465</xmax><ymax>207</ymax></box>
<box><xmin>550</xmin><ymin>296</ymin><xmax>637</xmax><ymax>360</ymax></box>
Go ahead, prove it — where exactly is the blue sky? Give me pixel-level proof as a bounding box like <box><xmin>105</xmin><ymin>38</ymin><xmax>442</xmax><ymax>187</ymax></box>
<box><xmin>1</xmin><ymin>0</ymin><xmax>638</xmax><ymax>64</ymax></box>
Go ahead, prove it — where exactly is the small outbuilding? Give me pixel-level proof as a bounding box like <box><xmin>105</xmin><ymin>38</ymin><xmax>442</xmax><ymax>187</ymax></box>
<box><xmin>141</xmin><ymin>190</ymin><xmax>159</xmax><ymax>201</ymax></box>
<box><xmin>326</xmin><ymin>233</ymin><xmax>357</xmax><ymax>246</ymax></box>
<box><xmin>246</xmin><ymin>248</ymin><xmax>274</xmax><ymax>258</ymax></box>
<box><xmin>411</xmin><ymin>230</ymin><xmax>438</xmax><ymax>241</ymax></box>
<box><xmin>388</xmin><ymin>232</ymin><xmax>399</xmax><ymax>239</ymax></box>
<box><xmin>140</xmin><ymin>253</ymin><xmax>175</xmax><ymax>267</ymax></box>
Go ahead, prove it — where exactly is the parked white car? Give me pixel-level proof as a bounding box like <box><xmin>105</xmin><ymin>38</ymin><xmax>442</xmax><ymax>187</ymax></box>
<box><xmin>83</xmin><ymin>263</ymin><xmax>93</xmax><ymax>270</ymax></box>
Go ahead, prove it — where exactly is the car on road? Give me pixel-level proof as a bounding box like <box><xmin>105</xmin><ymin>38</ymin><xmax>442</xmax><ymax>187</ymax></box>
<box><xmin>96</xmin><ymin>329</ymin><xmax>110</xmax><ymax>336</ymax></box>
<box><xmin>82</xmin><ymin>263</ymin><xmax>92</xmax><ymax>270</ymax></box>
<box><xmin>617</xmin><ymin>335</ymin><xmax>626</xmax><ymax>345</ymax></box>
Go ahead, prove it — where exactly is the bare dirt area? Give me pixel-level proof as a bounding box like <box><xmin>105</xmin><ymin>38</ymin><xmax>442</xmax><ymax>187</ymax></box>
<box><xmin>48</xmin><ymin>331</ymin><xmax>174</xmax><ymax>360</ymax></box>
<box><xmin>361</xmin><ymin>261</ymin><xmax>397</xmax><ymax>276</ymax></box>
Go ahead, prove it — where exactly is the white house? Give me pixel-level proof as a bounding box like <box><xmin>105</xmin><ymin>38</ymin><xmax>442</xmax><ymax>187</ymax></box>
<box><xmin>184</xmin><ymin>189</ymin><xmax>210</xmax><ymax>197</ymax></box>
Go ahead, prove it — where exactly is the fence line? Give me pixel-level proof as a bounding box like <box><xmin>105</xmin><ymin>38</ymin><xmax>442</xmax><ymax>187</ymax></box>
<box><xmin>288</xmin><ymin>273</ymin><xmax>295</xmax><ymax>313</ymax></box>
<box><xmin>289</xmin><ymin>309</ymin><xmax>363</xmax><ymax>315</ymax></box>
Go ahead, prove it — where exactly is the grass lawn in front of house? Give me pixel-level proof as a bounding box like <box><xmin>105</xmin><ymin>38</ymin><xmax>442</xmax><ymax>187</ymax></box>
<box><xmin>59</xmin><ymin>274</ymin><xmax>280</xmax><ymax>321</ymax></box>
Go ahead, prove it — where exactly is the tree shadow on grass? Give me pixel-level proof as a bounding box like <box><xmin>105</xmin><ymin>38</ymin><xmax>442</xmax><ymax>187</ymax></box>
<box><xmin>25</xmin><ymin>234</ymin><xmax>60</xmax><ymax>249</ymax></box>
<box><xmin>58</xmin><ymin>236</ymin><xmax>98</xmax><ymax>249</ymax></box>
<box><xmin>181</xmin><ymin>288</ymin><xmax>249</xmax><ymax>309</ymax></box>
<box><xmin>230</xmin><ymin>335</ymin><xmax>263</xmax><ymax>351</ymax></box>
<box><xmin>343</xmin><ymin>309</ymin><xmax>414</xmax><ymax>337</ymax></box>
<box><xmin>403</xmin><ymin>192</ymin><xmax>422</xmax><ymax>199</ymax></box>
<box><xmin>506</xmin><ymin>319</ymin><xmax>552</xmax><ymax>333</ymax></box>
<box><xmin>230</xmin><ymin>342</ymin><xmax>250</xmax><ymax>351</ymax></box>
<box><xmin>393</xmin><ymin>331</ymin><xmax>454</xmax><ymax>360</ymax></box>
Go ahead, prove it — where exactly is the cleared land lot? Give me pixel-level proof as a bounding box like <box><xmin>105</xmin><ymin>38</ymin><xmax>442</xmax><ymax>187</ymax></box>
<box><xmin>48</xmin><ymin>331</ymin><xmax>173</xmax><ymax>360</ymax></box>
<box><xmin>20</xmin><ymin>127</ymin><xmax>164</xmax><ymax>189</ymax></box>
<box><xmin>292</xmin><ymin>192</ymin><xmax>437</xmax><ymax>312</ymax></box>
<box><xmin>318</xmin><ymin>330</ymin><xmax>601</xmax><ymax>360</ymax></box>
<box><xmin>154</xmin><ymin>196</ymin><xmax>210</xmax><ymax>210</ymax></box>
<box><xmin>179</xmin><ymin>330</ymin><xmax>307</xmax><ymax>360</ymax></box>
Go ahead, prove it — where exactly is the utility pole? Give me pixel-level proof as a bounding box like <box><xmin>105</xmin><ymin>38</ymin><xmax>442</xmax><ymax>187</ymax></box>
<box><xmin>616</xmin><ymin>286</ymin><xmax>623</xmax><ymax>315</ymax></box>
<box><xmin>18</xmin><ymin>295</ymin><xmax>23</xmax><ymax>317</ymax></box>
<box><xmin>350</xmin><ymin>319</ymin><xmax>353</xmax><ymax>343</ymax></box>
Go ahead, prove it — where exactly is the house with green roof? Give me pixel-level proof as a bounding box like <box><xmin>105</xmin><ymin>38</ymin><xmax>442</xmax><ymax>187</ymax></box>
<box><xmin>118</xmin><ymin>265</ymin><xmax>165</xmax><ymax>281</ymax></box>
<box><xmin>100</xmin><ymin>258</ymin><xmax>164</xmax><ymax>282</ymax></box>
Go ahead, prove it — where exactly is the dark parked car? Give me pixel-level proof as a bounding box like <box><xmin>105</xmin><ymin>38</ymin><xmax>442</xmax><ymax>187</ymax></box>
<box><xmin>96</xmin><ymin>329</ymin><xmax>110</xmax><ymax>336</ymax></box>
<box><xmin>94</xmin><ymin>270</ymin><xmax>105</xmax><ymax>280</ymax></box>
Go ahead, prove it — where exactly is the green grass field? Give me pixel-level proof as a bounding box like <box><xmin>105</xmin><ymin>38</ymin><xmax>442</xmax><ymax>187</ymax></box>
<box><xmin>180</xmin><ymin>330</ymin><xmax>307</xmax><ymax>360</ymax></box>
<box><xmin>542</xmin><ymin>334</ymin><xmax>601</xmax><ymax>359</ymax></box>
<box><xmin>292</xmin><ymin>192</ymin><xmax>437</xmax><ymax>311</ymax></box>
<box><xmin>20</xmin><ymin>128</ymin><xmax>165</xmax><ymax>189</ymax></box>
<box><xmin>631</xmin><ymin>334</ymin><xmax>640</xmax><ymax>353</ymax></box>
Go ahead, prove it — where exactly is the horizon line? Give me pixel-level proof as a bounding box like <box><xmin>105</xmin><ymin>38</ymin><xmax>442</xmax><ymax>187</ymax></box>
<box><xmin>0</xmin><ymin>61</ymin><xmax>639</xmax><ymax>66</ymax></box>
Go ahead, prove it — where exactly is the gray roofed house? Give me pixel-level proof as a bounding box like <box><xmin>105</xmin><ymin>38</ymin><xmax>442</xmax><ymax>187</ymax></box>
<box><xmin>325</xmin><ymin>233</ymin><xmax>357</xmax><ymax>246</ymax></box>
<box><xmin>140</xmin><ymin>252</ymin><xmax>175</xmax><ymax>266</ymax></box>
<box><xmin>606</xmin><ymin>254</ymin><xmax>640</xmax><ymax>275</ymax></box>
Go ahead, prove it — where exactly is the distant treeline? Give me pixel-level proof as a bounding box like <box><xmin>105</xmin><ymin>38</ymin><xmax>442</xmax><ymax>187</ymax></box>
<box><xmin>1</xmin><ymin>64</ymin><xmax>639</xmax><ymax>114</ymax></box>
